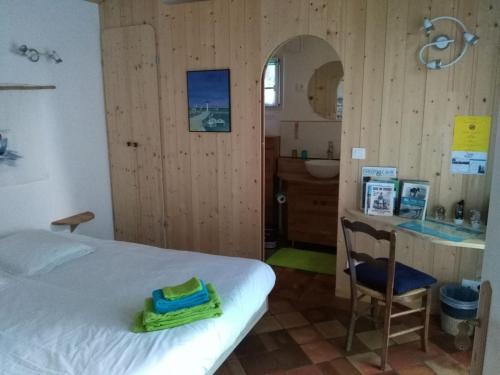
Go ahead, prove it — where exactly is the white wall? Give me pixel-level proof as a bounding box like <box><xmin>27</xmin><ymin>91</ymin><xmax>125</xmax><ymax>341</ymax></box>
<box><xmin>265</xmin><ymin>36</ymin><xmax>342</xmax><ymax>159</ymax></box>
<box><xmin>0</xmin><ymin>0</ymin><xmax>113</xmax><ymax>239</ymax></box>
<box><xmin>481</xmin><ymin>104</ymin><xmax>500</xmax><ymax>372</ymax></box>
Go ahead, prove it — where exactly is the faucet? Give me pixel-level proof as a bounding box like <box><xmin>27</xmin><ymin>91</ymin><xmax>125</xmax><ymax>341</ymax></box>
<box><xmin>327</xmin><ymin>141</ymin><xmax>334</xmax><ymax>159</ymax></box>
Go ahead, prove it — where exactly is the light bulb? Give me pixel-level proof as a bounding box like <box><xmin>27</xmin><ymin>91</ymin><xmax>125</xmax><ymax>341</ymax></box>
<box><xmin>464</xmin><ymin>32</ymin><xmax>479</xmax><ymax>45</ymax></box>
<box><xmin>426</xmin><ymin>59</ymin><xmax>442</xmax><ymax>70</ymax></box>
<box><xmin>423</xmin><ymin>17</ymin><xmax>434</xmax><ymax>35</ymax></box>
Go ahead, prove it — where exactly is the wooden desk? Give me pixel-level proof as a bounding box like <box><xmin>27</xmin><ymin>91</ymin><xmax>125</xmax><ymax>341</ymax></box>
<box><xmin>336</xmin><ymin>209</ymin><xmax>484</xmax><ymax>311</ymax></box>
<box><xmin>345</xmin><ymin>209</ymin><xmax>485</xmax><ymax>250</ymax></box>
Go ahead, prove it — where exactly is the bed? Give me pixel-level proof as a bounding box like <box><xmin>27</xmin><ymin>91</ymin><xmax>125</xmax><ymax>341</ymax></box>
<box><xmin>0</xmin><ymin>232</ymin><xmax>276</xmax><ymax>375</ymax></box>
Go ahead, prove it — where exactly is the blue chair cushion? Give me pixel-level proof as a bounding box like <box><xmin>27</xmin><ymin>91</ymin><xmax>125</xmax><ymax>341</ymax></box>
<box><xmin>344</xmin><ymin>258</ymin><xmax>437</xmax><ymax>295</ymax></box>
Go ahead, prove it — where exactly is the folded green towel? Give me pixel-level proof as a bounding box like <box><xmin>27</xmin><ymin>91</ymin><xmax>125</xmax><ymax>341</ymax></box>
<box><xmin>132</xmin><ymin>283</ymin><xmax>223</xmax><ymax>333</ymax></box>
<box><xmin>162</xmin><ymin>277</ymin><xmax>203</xmax><ymax>300</ymax></box>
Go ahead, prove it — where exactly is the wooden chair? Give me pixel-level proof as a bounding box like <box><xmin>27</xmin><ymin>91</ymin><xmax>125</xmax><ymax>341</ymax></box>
<box><xmin>340</xmin><ymin>217</ymin><xmax>436</xmax><ymax>370</ymax></box>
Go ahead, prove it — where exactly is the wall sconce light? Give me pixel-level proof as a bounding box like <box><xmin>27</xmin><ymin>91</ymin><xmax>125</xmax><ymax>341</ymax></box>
<box><xmin>418</xmin><ymin>16</ymin><xmax>478</xmax><ymax>70</ymax></box>
<box><xmin>17</xmin><ymin>44</ymin><xmax>63</xmax><ymax>64</ymax></box>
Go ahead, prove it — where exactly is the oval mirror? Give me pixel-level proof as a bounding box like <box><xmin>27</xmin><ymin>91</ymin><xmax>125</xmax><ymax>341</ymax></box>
<box><xmin>307</xmin><ymin>61</ymin><xmax>343</xmax><ymax>120</ymax></box>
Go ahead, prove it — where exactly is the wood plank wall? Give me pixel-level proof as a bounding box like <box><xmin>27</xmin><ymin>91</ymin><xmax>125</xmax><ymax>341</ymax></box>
<box><xmin>102</xmin><ymin>25</ymin><xmax>166</xmax><ymax>247</ymax></box>
<box><xmin>99</xmin><ymin>0</ymin><xmax>500</xmax><ymax>295</ymax></box>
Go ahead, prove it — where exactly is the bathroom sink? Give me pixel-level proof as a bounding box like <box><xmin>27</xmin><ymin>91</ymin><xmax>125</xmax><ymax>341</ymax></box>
<box><xmin>305</xmin><ymin>159</ymin><xmax>340</xmax><ymax>179</ymax></box>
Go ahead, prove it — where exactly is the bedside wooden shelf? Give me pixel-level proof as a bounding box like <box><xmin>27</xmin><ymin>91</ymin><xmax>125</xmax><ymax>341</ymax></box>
<box><xmin>52</xmin><ymin>211</ymin><xmax>95</xmax><ymax>232</ymax></box>
<box><xmin>0</xmin><ymin>84</ymin><xmax>56</xmax><ymax>91</ymax></box>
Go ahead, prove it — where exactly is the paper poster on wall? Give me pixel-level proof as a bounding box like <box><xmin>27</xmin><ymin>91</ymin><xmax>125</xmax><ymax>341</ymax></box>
<box><xmin>0</xmin><ymin>93</ymin><xmax>48</xmax><ymax>186</ymax></box>
<box><xmin>450</xmin><ymin>115</ymin><xmax>491</xmax><ymax>175</ymax></box>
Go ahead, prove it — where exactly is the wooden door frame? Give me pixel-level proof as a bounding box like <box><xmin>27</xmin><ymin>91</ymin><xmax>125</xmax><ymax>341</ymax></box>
<box><xmin>260</xmin><ymin>34</ymin><xmax>344</xmax><ymax>261</ymax></box>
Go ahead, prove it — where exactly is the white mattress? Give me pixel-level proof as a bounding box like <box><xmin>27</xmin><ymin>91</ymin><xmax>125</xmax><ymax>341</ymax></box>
<box><xmin>0</xmin><ymin>234</ymin><xmax>276</xmax><ymax>375</ymax></box>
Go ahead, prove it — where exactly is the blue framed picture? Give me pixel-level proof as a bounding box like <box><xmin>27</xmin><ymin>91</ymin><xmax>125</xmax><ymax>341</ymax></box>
<box><xmin>187</xmin><ymin>69</ymin><xmax>231</xmax><ymax>132</ymax></box>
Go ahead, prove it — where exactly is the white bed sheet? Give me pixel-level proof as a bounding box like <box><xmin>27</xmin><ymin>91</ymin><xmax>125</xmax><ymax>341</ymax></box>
<box><xmin>0</xmin><ymin>234</ymin><xmax>276</xmax><ymax>375</ymax></box>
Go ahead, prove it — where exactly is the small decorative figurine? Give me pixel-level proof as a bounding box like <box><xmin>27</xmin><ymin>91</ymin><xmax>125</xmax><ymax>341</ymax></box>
<box><xmin>434</xmin><ymin>205</ymin><xmax>446</xmax><ymax>221</ymax></box>
<box><xmin>469</xmin><ymin>209</ymin><xmax>481</xmax><ymax>230</ymax></box>
<box><xmin>454</xmin><ymin>200</ymin><xmax>464</xmax><ymax>225</ymax></box>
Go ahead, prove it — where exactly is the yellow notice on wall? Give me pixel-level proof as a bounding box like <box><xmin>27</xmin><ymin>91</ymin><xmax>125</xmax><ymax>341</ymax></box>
<box><xmin>450</xmin><ymin>116</ymin><xmax>491</xmax><ymax>175</ymax></box>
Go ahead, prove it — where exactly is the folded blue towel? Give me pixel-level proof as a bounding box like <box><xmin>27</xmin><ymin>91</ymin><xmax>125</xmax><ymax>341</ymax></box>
<box><xmin>152</xmin><ymin>280</ymin><xmax>210</xmax><ymax>313</ymax></box>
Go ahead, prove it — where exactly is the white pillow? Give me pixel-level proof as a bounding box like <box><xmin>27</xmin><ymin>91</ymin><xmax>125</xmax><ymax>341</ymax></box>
<box><xmin>0</xmin><ymin>230</ymin><xmax>95</xmax><ymax>276</ymax></box>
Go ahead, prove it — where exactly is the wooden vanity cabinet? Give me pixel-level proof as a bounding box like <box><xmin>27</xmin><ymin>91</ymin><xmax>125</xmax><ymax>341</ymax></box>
<box><xmin>286</xmin><ymin>182</ymin><xmax>338</xmax><ymax>247</ymax></box>
<box><xmin>265</xmin><ymin>137</ymin><xmax>280</xmax><ymax>228</ymax></box>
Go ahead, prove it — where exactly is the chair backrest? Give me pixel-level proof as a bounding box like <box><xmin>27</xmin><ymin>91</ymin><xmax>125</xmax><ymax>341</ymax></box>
<box><xmin>340</xmin><ymin>217</ymin><xmax>397</xmax><ymax>297</ymax></box>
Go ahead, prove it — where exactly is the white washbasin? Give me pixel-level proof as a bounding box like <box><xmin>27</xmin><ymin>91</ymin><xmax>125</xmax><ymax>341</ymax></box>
<box><xmin>305</xmin><ymin>159</ymin><xmax>340</xmax><ymax>179</ymax></box>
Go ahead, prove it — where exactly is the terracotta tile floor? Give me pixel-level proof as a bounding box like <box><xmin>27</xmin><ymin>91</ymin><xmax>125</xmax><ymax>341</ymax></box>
<box><xmin>216</xmin><ymin>267</ymin><xmax>472</xmax><ymax>375</ymax></box>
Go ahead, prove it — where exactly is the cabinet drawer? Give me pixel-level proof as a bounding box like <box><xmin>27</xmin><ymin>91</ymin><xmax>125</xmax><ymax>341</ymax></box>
<box><xmin>289</xmin><ymin>196</ymin><xmax>337</xmax><ymax>214</ymax></box>
<box><xmin>287</xmin><ymin>185</ymin><xmax>338</xmax><ymax>215</ymax></box>
<box><xmin>288</xmin><ymin>213</ymin><xmax>337</xmax><ymax>232</ymax></box>
<box><xmin>287</xmin><ymin>213</ymin><xmax>337</xmax><ymax>246</ymax></box>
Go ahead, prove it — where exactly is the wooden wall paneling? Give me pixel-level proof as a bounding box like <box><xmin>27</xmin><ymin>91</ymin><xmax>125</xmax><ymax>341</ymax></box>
<box><xmin>102</xmin><ymin>25</ymin><xmax>165</xmax><ymax>247</ymax></box>
<box><xmin>378</xmin><ymin>0</ymin><xmax>409</xmax><ymax>167</ymax></box>
<box><xmin>100</xmin><ymin>0</ymin><xmax>157</xmax><ymax>28</ymax></box>
<box><xmin>214</xmin><ymin>0</ymin><xmax>235</xmax><ymax>253</ymax></box>
<box><xmin>162</xmin><ymin>4</ymin><xmax>195</xmax><ymax>250</ymax></box>
<box><xmin>308</xmin><ymin>0</ymin><xmax>329</xmax><ymax>39</ymax></box>
<box><xmin>200</xmin><ymin>1</ymin><xmax>221</xmax><ymax>254</ymax></box>
<box><xmin>435</xmin><ymin>92</ymin><xmax>461</xmax><ymax>213</ymax></box>
<box><xmin>435</xmin><ymin>0</ymin><xmax>474</xmax><ymax>215</ymax></box>
<box><xmin>432</xmin><ymin>244</ymin><xmax>460</xmax><ymax>283</ymax></box>
<box><xmin>130</xmin><ymin>0</ymin><xmax>155</xmax><ymax>25</ymax></box>
<box><xmin>186</xmin><ymin>3</ymin><xmax>205</xmax><ymax>251</ymax></box>
<box><xmin>98</xmin><ymin>0</ymin><xmax>500</xmax><ymax>295</ymax></box>
<box><xmin>325</xmin><ymin>0</ymin><xmax>344</xmax><ymax>58</ymax></box>
<box><xmin>353</xmin><ymin>0</ymin><xmax>387</xmax><ymax>276</ymax></box>
<box><xmin>483</xmin><ymin>0</ymin><xmax>500</xmax><ymax>211</ymax></box>
<box><xmin>359</xmin><ymin>0</ymin><xmax>387</xmax><ymax>166</ymax></box>
<box><xmin>118</xmin><ymin>0</ymin><xmax>133</xmax><ymax>26</ymax></box>
<box><xmin>261</xmin><ymin>0</ymin><xmax>309</xmax><ymax>60</ymax></box>
<box><xmin>397</xmin><ymin>0</ymin><xmax>431</xmax><ymax>178</ymax></box>
<box><xmin>156</xmin><ymin>5</ymin><xmax>174</xmax><ymax>248</ymax></box>
<box><xmin>130</xmin><ymin>25</ymin><xmax>166</xmax><ymax>247</ymax></box>
<box><xmin>410</xmin><ymin>237</ymin><xmax>436</xmax><ymax>276</ymax></box>
<box><xmin>191</xmin><ymin>1</ymin><xmax>221</xmax><ymax>253</ymax></box>
<box><xmin>260</xmin><ymin>0</ymin><xmax>279</xmax><ymax>61</ymax></box>
<box><xmin>242</xmin><ymin>0</ymin><xmax>263</xmax><ymax>259</ymax></box>
<box><xmin>395</xmin><ymin>232</ymin><xmax>414</xmax><ymax>266</ymax></box>
<box><xmin>276</xmin><ymin>0</ymin><xmax>310</xmax><ymax>49</ymax></box>
<box><xmin>449</xmin><ymin>0</ymin><xmax>476</xmax><ymax>114</ymax></box>
<box><xmin>418</xmin><ymin>0</ymin><xmax>456</xmax><ymax>212</ymax></box>
<box><xmin>465</xmin><ymin>0</ymin><xmax>500</xmax><ymax>215</ymax></box>
<box><xmin>226</xmin><ymin>0</ymin><xmax>246</xmax><ymax>256</ymax></box>
<box><xmin>100</xmin><ymin>0</ymin><xmax>121</xmax><ymax>28</ymax></box>
<box><xmin>102</xmin><ymin>27</ymin><xmax>138</xmax><ymax>241</ymax></box>
<box><xmin>335</xmin><ymin>0</ymin><xmax>367</xmax><ymax>295</ymax></box>
<box><xmin>457</xmin><ymin>248</ymin><xmax>484</xmax><ymax>281</ymax></box>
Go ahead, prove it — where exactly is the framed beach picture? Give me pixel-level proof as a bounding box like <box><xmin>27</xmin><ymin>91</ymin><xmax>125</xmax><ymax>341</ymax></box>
<box><xmin>187</xmin><ymin>69</ymin><xmax>231</xmax><ymax>132</ymax></box>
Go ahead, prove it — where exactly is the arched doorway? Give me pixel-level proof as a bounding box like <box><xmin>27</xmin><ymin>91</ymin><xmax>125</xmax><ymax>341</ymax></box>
<box><xmin>262</xmin><ymin>35</ymin><xmax>344</xmax><ymax>274</ymax></box>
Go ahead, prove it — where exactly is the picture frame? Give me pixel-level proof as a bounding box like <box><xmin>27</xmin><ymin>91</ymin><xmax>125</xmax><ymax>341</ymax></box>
<box><xmin>186</xmin><ymin>69</ymin><xmax>231</xmax><ymax>132</ymax></box>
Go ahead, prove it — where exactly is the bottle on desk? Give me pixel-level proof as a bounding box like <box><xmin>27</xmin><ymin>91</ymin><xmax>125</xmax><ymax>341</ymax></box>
<box><xmin>454</xmin><ymin>200</ymin><xmax>464</xmax><ymax>225</ymax></box>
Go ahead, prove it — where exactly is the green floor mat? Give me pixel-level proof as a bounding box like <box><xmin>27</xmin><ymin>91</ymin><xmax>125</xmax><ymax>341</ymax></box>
<box><xmin>266</xmin><ymin>248</ymin><xmax>336</xmax><ymax>275</ymax></box>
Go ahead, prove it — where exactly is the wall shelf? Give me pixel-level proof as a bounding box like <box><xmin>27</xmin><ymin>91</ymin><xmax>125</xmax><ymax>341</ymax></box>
<box><xmin>52</xmin><ymin>211</ymin><xmax>95</xmax><ymax>232</ymax></box>
<box><xmin>346</xmin><ymin>208</ymin><xmax>485</xmax><ymax>250</ymax></box>
<box><xmin>0</xmin><ymin>84</ymin><xmax>56</xmax><ymax>91</ymax></box>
